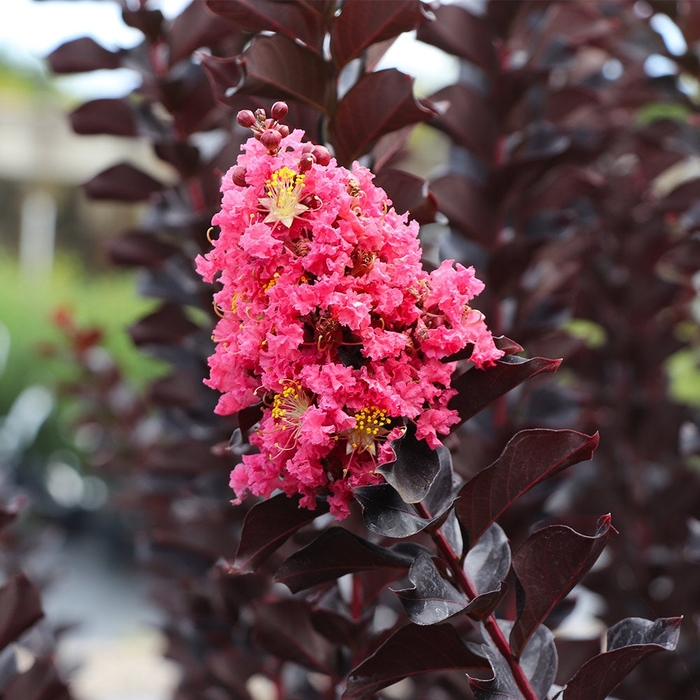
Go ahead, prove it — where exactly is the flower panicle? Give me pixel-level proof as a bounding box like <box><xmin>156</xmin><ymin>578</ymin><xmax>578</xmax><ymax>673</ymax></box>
<box><xmin>196</xmin><ymin>101</ymin><xmax>503</xmax><ymax>519</ymax></box>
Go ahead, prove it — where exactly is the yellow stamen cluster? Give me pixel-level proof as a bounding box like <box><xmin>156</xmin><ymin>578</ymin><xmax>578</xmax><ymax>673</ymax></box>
<box><xmin>263</xmin><ymin>272</ymin><xmax>280</xmax><ymax>292</ymax></box>
<box><xmin>347</xmin><ymin>407</ymin><xmax>390</xmax><ymax>455</ymax></box>
<box><xmin>270</xmin><ymin>381</ymin><xmax>312</xmax><ymax>433</ymax></box>
<box><xmin>259</xmin><ymin>167</ymin><xmax>308</xmax><ymax>228</ymax></box>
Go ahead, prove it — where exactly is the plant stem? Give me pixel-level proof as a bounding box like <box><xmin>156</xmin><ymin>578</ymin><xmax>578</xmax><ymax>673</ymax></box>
<box><xmin>414</xmin><ymin>502</ymin><xmax>540</xmax><ymax>700</ymax></box>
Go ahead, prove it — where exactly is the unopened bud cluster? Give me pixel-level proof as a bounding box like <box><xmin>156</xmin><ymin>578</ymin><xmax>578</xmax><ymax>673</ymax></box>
<box><xmin>197</xmin><ymin>101</ymin><xmax>503</xmax><ymax>518</ymax></box>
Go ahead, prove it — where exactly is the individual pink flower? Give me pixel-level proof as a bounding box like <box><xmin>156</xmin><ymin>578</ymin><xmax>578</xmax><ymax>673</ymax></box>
<box><xmin>196</xmin><ymin>103</ymin><xmax>503</xmax><ymax>519</ymax></box>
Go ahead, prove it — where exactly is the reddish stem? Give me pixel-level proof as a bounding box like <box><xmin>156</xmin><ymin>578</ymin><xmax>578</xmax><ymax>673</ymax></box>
<box><xmin>414</xmin><ymin>502</ymin><xmax>540</xmax><ymax>700</ymax></box>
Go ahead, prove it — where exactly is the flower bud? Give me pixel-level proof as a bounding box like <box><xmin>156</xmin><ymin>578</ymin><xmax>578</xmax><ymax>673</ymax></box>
<box><xmin>254</xmin><ymin>108</ymin><xmax>266</xmax><ymax>121</ymax></box>
<box><xmin>312</xmin><ymin>145</ymin><xmax>331</xmax><ymax>166</ymax></box>
<box><xmin>271</xmin><ymin>101</ymin><xmax>289</xmax><ymax>120</ymax></box>
<box><xmin>231</xmin><ymin>165</ymin><xmax>248</xmax><ymax>187</ymax></box>
<box><xmin>298</xmin><ymin>154</ymin><xmax>315</xmax><ymax>173</ymax></box>
<box><xmin>236</xmin><ymin>109</ymin><xmax>256</xmax><ymax>128</ymax></box>
<box><xmin>278</xmin><ymin>124</ymin><xmax>290</xmax><ymax>138</ymax></box>
<box><xmin>301</xmin><ymin>142</ymin><xmax>314</xmax><ymax>154</ymax></box>
<box><xmin>260</xmin><ymin>129</ymin><xmax>282</xmax><ymax>152</ymax></box>
<box><xmin>265</xmin><ymin>118</ymin><xmax>276</xmax><ymax>129</ymax></box>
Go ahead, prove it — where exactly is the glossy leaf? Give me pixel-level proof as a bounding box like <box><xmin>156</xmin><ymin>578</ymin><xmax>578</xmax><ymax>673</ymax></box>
<box><xmin>274</xmin><ymin>527</ymin><xmax>419</xmax><ymax>593</ymax></box>
<box><xmin>329</xmin><ymin>69</ymin><xmax>436</xmax><ymax>165</ymax></box>
<box><xmin>376</xmin><ymin>422</ymin><xmax>448</xmax><ymax>504</ymax></box>
<box><xmin>449</xmin><ymin>356</ymin><xmax>562</xmax><ymax>427</ymax></box>
<box><xmin>0</xmin><ymin>573</ymin><xmax>43</xmax><ymax>650</ymax></box>
<box><xmin>373</xmin><ymin>168</ymin><xmax>438</xmax><ymax>225</ymax></box>
<box><xmin>47</xmin><ymin>37</ymin><xmax>121</xmax><ymax>74</ymax></box>
<box><xmin>463</xmin><ymin>523</ymin><xmax>511</xmax><ymax>620</ymax></box>
<box><xmin>510</xmin><ymin>515</ymin><xmax>616</xmax><ymax>657</ymax></box>
<box><xmin>330</xmin><ymin>0</ymin><xmax>428</xmax><ymax>68</ymax></box>
<box><xmin>234</xmin><ymin>35</ymin><xmax>331</xmax><ymax>113</ymax></box>
<box><xmin>69</xmin><ymin>99</ymin><xmax>138</xmax><ymax>137</ymax></box>
<box><xmin>129</xmin><ymin>302</ymin><xmax>200</xmax><ymax>346</ymax></box>
<box><xmin>431</xmin><ymin>174</ymin><xmax>495</xmax><ymax>246</ymax></box>
<box><xmin>84</xmin><ymin>162</ymin><xmax>164</xmax><ymax>202</ymax></box>
<box><xmin>233</xmin><ymin>493</ymin><xmax>330</xmax><ymax>572</ymax></box>
<box><xmin>253</xmin><ymin>599</ymin><xmax>338</xmax><ymax>676</ymax></box>
<box><xmin>417</xmin><ymin>4</ymin><xmax>498</xmax><ymax>75</ymax></box>
<box><xmin>561</xmin><ymin>617</ymin><xmax>682</xmax><ymax>700</ymax></box>
<box><xmin>456</xmin><ymin>429</ymin><xmax>600</xmax><ymax>545</ymax></box>
<box><xmin>393</xmin><ymin>552</ymin><xmax>469</xmax><ymax>625</ymax></box>
<box><xmin>354</xmin><ymin>483</ymin><xmax>431</xmax><ymax>539</ymax></box>
<box><xmin>343</xmin><ymin>622</ymin><xmax>489</xmax><ymax>698</ymax></box>
<box><xmin>205</xmin><ymin>0</ymin><xmax>327</xmax><ymax>55</ymax></box>
<box><xmin>469</xmin><ymin>623</ymin><xmax>557</xmax><ymax>700</ymax></box>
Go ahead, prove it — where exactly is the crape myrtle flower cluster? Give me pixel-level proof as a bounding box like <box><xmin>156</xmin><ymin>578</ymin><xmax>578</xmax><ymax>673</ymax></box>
<box><xmin>197</xmin><ymin>102</ymin><xmax>503</xmax><ymax>518</ymax></box>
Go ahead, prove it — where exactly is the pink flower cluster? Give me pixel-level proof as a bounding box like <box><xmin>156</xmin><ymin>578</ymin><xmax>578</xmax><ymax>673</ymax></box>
<box><xmin>196</xmin><ymin>105</ymin><xmax>503</xmax><ymax>518</ymax></box>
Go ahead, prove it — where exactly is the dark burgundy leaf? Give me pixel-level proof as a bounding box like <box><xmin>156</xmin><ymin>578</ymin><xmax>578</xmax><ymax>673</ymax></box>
<box><xmin>47</xmin><ymin>37</ymin><xmax>122</xmax><ymax>74</ymax></box>
<box><xmin>233</xmin><ymin>493</ymin><xmax>330</xmax><ymax>572</ymax></box>
<box><xmin>274</xmin><ymin>527</ymin><xmax>418</xmax><ymax>593</ymax></box>
<box><xmin>417</xmin><ymin>4</ymin><xmax>498</xmax><ymax>75</ymax></box>
<box><xmin>310</xmin><ymin>606</ymin><xmax>372</xmax><ymax>647</ymax></box>
<box><xmin>354</xmin><ymin>483</ymin><xmax>431</xmax><ymax>539</ymax></box>
<box><xmin>106</xmin><ymin>230</ymin><xmax>180</xmax><ymax>268</ymax></box>
<box><xmin>376</xmin><ymin>422</ymin><xmax>448</xmax><ymax>504</ymax></box>
<box><xmin>0</xmin><ymin>573</ymin><xmax>43</xmax><ymax>649</ymax></box>
<box><xmin>233</xmin><ymin>35</ymin><xmax>331</xmax><ymax>113</ymax></box>
<box><xmin>494</xmin><ymin>336</ymin><xmax>525</xmax><ymax>355</ymax></box>
<box><xmin>253</xmin><ymin>599</ymin><xmax>338</xmax><ymax>676</ymax></box>
<box><xmin>510</xmin><ymin>515</ymin><xmax>616</xmax><ymax>657</ymax></box>
<box><xmin>431</xmin><ymin>173</ymin><xmax>495</xmax><ymax>245</ymax></box>
<box><xmin>329</xmin><ymin>69</ymin><xmax>436</xmax><ymax>165</ymax></box>
<box><xmin>463</xmin><ymin>523</ymin><xmax>511</xmax><ymax>620</ymax></box>
<box><xmin>84</xmin><ymin>162</ymin><xmax>164</xmax><ymax>202</ymax></box>
<box><xmin>330</xmin><ymin>0</ymin><xmax>428</xmax><ymax>68</ymax></box>
<box><xmin>449</xmin><ymin>356</ymin><xmax>562</xmax><ymax>426</ymax></box>
<box><xmin>154</xmin><ymin>141</ymin><xmax>200</xmax><ymax>175</ymax></box>
<box><xmin>394</xmin><ymin>552</ymin><xmax>469</xmax><ymax>625</ymax></box>
<box><xmin>4</xmin><ymin>658</ymin><xmax>69</xmax><ymax>700</ymax></box>
<box><xmin>69</xmin><ymin>99</ymin><xmax>138</xmax><ymax>137</ymax></box>
<box><xmin>205</xmin><ymin>0</ymin><xmax>327</xmax><ymax>55</ymax></box>
<box><xmin>198</xmin><ymin>53</ymin><xmax>246</xmax><ymax>110</ymax></box>
<box><xmin>169</xmin><ymin>0</ymin><xmax>246</xmax><ymax>67</ymax></box>
<box><xmin>236</xmin><ymin>403</ymin><xmax>263</xmax><ymax>443</ymax></box>
<box><xmin>122</xmin><ymin>9</ymin><xmax>164</xmax><ymax>42</ymax></box>
<box><xmin>456</xmin><ymin>429</ymin><xmax>600</xmax><ymax>545</ymax></box>
<box><xmin>129</xmin><ymin>302</ymin><xmax>200</xmax><ymax>347</ymax></box>
<box><xmin>561</xmin><ymin>617</ymin><xmax>682</xmax><ymax>700</ymax></box>
<box><xmin>429</xmin><ymin>84</ymin><xmax>498</xmax><ymax>164</ymax></box>
<box><xmin>470</xmin><ymin>623</ymin><xmax>557</xmax><ymax>700</ymax></box>
<box><xmin>373</xmin><ymin>168</ymin><xmax>437</xmax><ymax>225</ymax></box>
<box><xmin>343</xmin><ymin>623</ymin><xmax>489</xmax><ymax>698</ymax></box>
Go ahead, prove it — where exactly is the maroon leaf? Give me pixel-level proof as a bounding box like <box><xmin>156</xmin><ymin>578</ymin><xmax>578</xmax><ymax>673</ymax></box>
<box><xmin>449</xmin><ymin>355</ymin><xmax>562</xmax><ymax>426</ymax></box>
<box><xmin>429</xmin><ymin>84</ymin><xmax>498</xmax><ymax>164</ymax></box>
<box><xmin>129</xmin><ymin>302</ymin><xmax>200</xmax><ymax>346</ymax></box>
<box><xmin>330</xmin><ymin>0</ymin><xmax>428</xmax><ymax>69</ymax></box>
<box><xmin>205</xmin><ymin>0</ymin><xmax>327</xmax><ymax>55</ymax></box>
<box><xmin>0</xmin><ymin>573</ymin><xmax>43</xmax><ymax>650</ymax></box>
<box><xmin>46</xmin><ymin>37</ymin><xmax>122</xmax><ymax>74</ymax></box>
<box><xmin>510</xmin><ymin>515</ymin><xmax>616</xmax><ymax>657</ymax></box>
<box><xmin>561</xmin><ymin>617</ymin><xmax>682</xmax><ymax>700</ymax></box>
<box><xmin>122</xmin><ymin>9</ymin><xmax>163</xmax><ymax>42</ymax></box>
<box><xmin>106</xmin><ymin>230</ymin><xmax>180</xmax><ymax>268</ymax></box>
<box><xmin>253</xmin><ymin>599</ymin><xmax>338</xmax><ymax>676</ymax></box>
<box><xmin>343</xmin><ymin>623</ymin><xmax>489</xmax><ymax>698</ymax></box>
<box><xmin>470</xmin><ymin>624</ymin><xmax>557</xmax><ymax>700</ymax></box>
<box><xmin>198</xmin><ymin>53</ymin><xmax>246</xmax><ymax>110</ymax></box>
<box><xmin>417</xmin><ymin>4</ymin><xmax>498</xmax><ymax>76</ymax></box>
<box><xmin>373</xmin><ymin>168</ymin><xmax>437</xmax><ymax>225</ymax></box>
<box><xmin>329</xmin><ymin>69</ymin><xmax>436</xmax><ymax>165</ymax></box>
<box><xmin>4</xmin><ymin>657</ymin><xmax>69</xmax><ymax>700</ymax></box>
<box><xmin>376</xmin><ymin>422</ymin><xmax>448</xmax><ymax>504</ymax></box>
<box><xmin>234</xmin><ymin>35</ymin><xmax>331</xmax><ymax>113</ymax></box>
<box><xmin>393</xmin><ymin>552</ymin><xmax>469</xmax><ymax>625</ymax></box>
<box><xmin>456</xmin><ymin>429</ymin><xmax>600</xmax><ymax>545</ymax></box>
<box><xmin>69</xmin><ymin>99</ymin><xmax>138</xmax><ymax>137</ymax></box>
<box><xmin>431</xmin><ymin>174</ymin><xmax>495</xmax><ymax>245</ymax></box>
<box><xmin>355</xmin><ymin>483</ymin><xmax>432</xmax><ymax>538</ymax></box>
<box><xmin>463</xmin><ymin>523</ymin><xmax>511</xmax><ymax>620</ymax></box>
<box><xmin>84</xmin><ymin>162</ymin><xmax>165</xmax><ymax>201</ymax></box>
<box><xmin>274</xmin><ymin>527</ymin><xmax>417</xmax><ymax>593</ymax></box>
<box><xmin>169</xmin><ymin>0</ymin><xmax>247</xmax><ymax>67</ymax></box>
<box><xmin>233</xmin><ymin>493</ymin><xmax>330</xmax><ymax>572</ymax></box>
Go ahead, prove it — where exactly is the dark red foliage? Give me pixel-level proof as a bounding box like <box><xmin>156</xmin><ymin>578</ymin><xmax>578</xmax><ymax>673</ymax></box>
<box><xmin>45</xmin><ymin>1</ymin><xmax>700</xmax><ymax>699</ymax></box>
